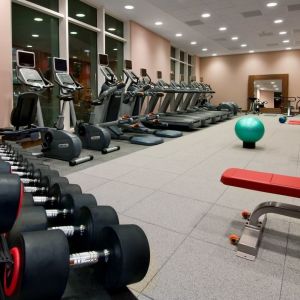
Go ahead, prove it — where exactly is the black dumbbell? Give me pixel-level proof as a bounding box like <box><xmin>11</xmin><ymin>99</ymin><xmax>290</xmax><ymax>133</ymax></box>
<box><xmin>8</xmin><ymin>205</ymin><xmax>119</xmax><ymax>252</ymax></box>
<box><xmin>4</xmin><ymin>226</ymin><xmax>150</xmax><ymax>299</ymax></box>
<box><xmin>0</xmin><ymin>161</ymin><xmax>69</xmax><ymax>195</ymax></box>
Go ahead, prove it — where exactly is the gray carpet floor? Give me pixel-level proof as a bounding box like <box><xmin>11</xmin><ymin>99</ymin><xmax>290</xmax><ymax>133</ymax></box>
<box><xmin>52</xmin><ymin>115</ymin><xmax>300</xmax><ymax>299</ymax></box>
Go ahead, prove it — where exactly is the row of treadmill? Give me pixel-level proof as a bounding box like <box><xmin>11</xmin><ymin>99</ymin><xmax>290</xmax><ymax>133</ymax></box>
<box><xmin>4</xmin><ymin>50</ymin><xmax>239</xmax><ymax>163</ymax></box>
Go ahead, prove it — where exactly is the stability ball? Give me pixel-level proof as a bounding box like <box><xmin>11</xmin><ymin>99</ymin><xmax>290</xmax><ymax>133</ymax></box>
<box><xmin>279</xmin><ymin>116</ymin><xmax>287</xmax><ymax>124</ymax></box>
<box><xmin>235</xmin><ymin>117</ymin><xmax>265</xmax><ymax>149</ymax></box>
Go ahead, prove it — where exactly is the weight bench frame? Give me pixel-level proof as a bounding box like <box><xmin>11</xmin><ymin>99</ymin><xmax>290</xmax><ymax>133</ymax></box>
<box><xmin>221</xmin><ymin>168</ymin><xmax>300</xmax><ymax>260</ymax></box>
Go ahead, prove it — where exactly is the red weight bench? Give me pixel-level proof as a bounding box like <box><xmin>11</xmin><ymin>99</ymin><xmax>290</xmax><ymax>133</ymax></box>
<box><xmin>221</xmin><ymin>168</ymin><xmax>300</xmax><ymax>260</ymax></box>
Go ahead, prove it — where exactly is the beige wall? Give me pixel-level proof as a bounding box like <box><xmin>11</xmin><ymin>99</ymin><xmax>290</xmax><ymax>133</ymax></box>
<box><xmin>194</xmin><ymin>56</ymin><xmax>201</xmax><ymax>82</ymax></box>
<box><xmin>260</xmin><ymin>90</ymin><xmax>274</xmax><ymax>108</ymax></box>
<box><xmin>130</xmin><ymin>21</ymin><xmax>171</xmax><ymax>83</ymax></box>
<box><xmin>200</xmin><ymin>50</ymin><xmax>300</xmax><ymax>109</ymax></box>
<box><xmin>0</xmin><ymin>1</ymin><xmax>13</xmax><ymax>127</ymax></box>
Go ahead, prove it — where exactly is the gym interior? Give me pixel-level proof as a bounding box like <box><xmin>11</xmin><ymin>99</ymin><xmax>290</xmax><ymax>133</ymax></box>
<box><xmin>1</xmin><ymin>0</ymin><xmax>300</xmax><ymax>299</ymax></box>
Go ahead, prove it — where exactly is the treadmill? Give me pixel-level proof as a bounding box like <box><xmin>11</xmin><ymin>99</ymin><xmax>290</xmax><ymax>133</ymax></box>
<box><xmin>141</xmin><ymin>70</ymin><xmax>205</xmax><ymax>130</ymax></box>
<box><xmin>96</xmin><ymin>54</ymin><xmax>163</xmax><ymax>146</ymax></box>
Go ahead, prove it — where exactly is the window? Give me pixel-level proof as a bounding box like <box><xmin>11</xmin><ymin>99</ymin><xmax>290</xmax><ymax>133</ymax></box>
<box><xmin>180</xmin><ymin>51</ymin><xmax>185</xmax><ymax>62</ymax></box>
<box><xmin>180</xmin><ymin>63</ymin><xmax>184</xmax><ymax>78</ymax></box>
<box><xmin>105</xmin><ymin>36</ymin><xmax>124</xmax><ymax>80</ymax></box>
<box><xmin>69</xmin><ymin>23</ymin><xmax>98</xmax><ymax>122</ymax></box>
<box><xmin>12</xmin><ymin>3</ymin><xmax>59</xmax><ymax>126</ymax></box>
<box><xmin>105</xmin><ymin>14</ymin><xmax>124</xmax><ymax>38</ymax></box>
<box><xmin>171</xmin><ymin>46</ymin><xmax>176</xmax><ymax>58</ymax></box>
<box><xmin>171</xmin><ymin>60</ymin><xmax>176</xmax><ymax>80</ymax></box>
<box><xmin>188</xmin><ymin>66</ymin><xmax>192</xmax><ymax>83</ymax></box>
<box><xmin>68</xmin><ymin>0</ymin><xmax>97</xmax><ymax>27</ymax></box>
<box><xmin>26</xmin><ymin>0</ymin><xmax>58</xmax><ymax>11</ymax></box>
<box><xmin>188</xmin><ymin>55</ymin><xmax>192</xmax><ymax>65</ymax></box>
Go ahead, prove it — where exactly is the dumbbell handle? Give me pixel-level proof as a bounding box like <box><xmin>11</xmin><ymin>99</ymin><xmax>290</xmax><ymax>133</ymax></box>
<box><xmin>49</xmin><ymin>225</ymin><xmax>86</xmax><ymax>236</ymax></box>
<box><xmin>46</xmin><ymin>209</ymin><xmax>71</xmax><ymax>218</ymax></box>
<box><xmin>24</xmin><ymin>186</ymin><xmax>48</xmax><ymax>194</ymax></box>
<box><xmin>70</xmin><ymin>250</ymin><xmax>110</xmax><ymax>267</ymax></box>
<box><xmin>21</xmin><ymin>178</ymin><xmax>40</xmax><ymax>185</ymax></box>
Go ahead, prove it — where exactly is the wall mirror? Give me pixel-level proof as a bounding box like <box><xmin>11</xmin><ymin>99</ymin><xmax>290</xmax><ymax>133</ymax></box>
<box><xmin>248</xmin><ymin>74</ymin><xmax>288</xmax><ymax>113</ymax></box>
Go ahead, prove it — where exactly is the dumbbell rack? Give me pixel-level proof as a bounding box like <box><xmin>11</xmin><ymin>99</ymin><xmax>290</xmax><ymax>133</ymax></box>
<box><xmin>0</xmin><ymin>235</ymin><xmax>12</xmax><ymax>300</ymax></box>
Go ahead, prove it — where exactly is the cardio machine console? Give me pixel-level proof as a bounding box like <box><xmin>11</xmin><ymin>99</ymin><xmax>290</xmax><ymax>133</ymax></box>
<box><xmin>53</xmin><ymin>57</ymin><xmax>76</xmax><ymax>89</ymax></box>
<box><xmin>16</xmin><ymin>50</ymin><xmax>45</xmax><ymax>88</ymax></box>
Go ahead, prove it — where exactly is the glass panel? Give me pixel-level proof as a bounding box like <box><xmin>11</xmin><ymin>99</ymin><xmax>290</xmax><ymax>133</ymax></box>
<box><xmin>69</xmin><ymin>23</ymin><xmax>98</xmax><ymax>123</ymax></box>
<box><xmin>180</xmin><ymin>51</ymin><xmax>185</xmax><ymax>62</ymax></box>
<box><xmin>171</xmin><ymin>46</ymin><xmax>176</xmax><ymax>58</ymax></box>
<box><xmin>26</xmin><ymin>0</ymin><xmax>58</xmax><ymax>11</ymax></box>
<box><xmin>188</xmin><ymin>66</ymin><xmax>192</xmax><ymax>83</ymax></box>
<box><xmin>105</xmin><ymin>36</ymin><xmax>124</xmax><ymax>80</ymax></box>
<box><xmin>105</xmin><ymin>14</ymin><xmax>124</xmax><ymax>38</ymax></box>
<box><xmin>12</xmin><ymin>3</ymin><xmax>59</xmax><ymax>126</ymax></box>
<box><xmin>68</xmin><ymin>0</ymin><xmax>97</xmax><ymax>27</ymax></box>
<box><xmin>171</xmin><ymin>60</ymin><xmax>176</xmax><ymax>77</ymax></box>
<box><xmin>188</xmin><ymin>55</ymin><xmax>192</xmax><ymax>65</ymax></box>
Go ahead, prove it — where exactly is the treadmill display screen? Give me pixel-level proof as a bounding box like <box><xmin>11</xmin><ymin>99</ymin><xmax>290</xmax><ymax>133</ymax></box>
<box><xmin>157</xmin><ymin>71</ymin><xmax>162</xmax><ymax>79</ymax></box>
<box><xmin>53</xmin><ymin>58</ymin><xmax>67</xmax><ymax>72</ymax></box>
<box><xmin>99</xmin><ymin>54</ymin><xmax>109</xmax><ymax>66</ymax></box>
<box><xmin>140</xmin><ymin>68</ymin><xmax>147</xmax><ymax>77</ymax></box>
<box><xmin>17</xmin><ymin>50</ymin><xmax>35</xmax><ymax>68</ymax></box>
<box><xmin>125</xmin><ymin>60</ymin><xmax>132</xmax><ymax>70</ymax></box>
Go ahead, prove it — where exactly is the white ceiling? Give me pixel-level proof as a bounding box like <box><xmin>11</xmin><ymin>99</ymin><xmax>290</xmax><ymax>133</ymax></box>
<box><xmin>84</xmin><ymin>0</ymin><xmax>300</xmax><ymax>57</ymax></box>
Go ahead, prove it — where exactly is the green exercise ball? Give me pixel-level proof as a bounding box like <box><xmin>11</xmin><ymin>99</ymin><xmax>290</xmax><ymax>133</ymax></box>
<box><xmin>235</xmin><ymin>117</ymin><xmax>265</xmax><ymax>148</ymax></box>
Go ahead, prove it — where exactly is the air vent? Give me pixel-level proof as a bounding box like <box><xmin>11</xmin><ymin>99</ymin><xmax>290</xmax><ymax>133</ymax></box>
<box><xmin>213</xmin><ymin>37</ymin><xmax>227</xmax><ymax>42</ymax></box>
<box><xmin>241</xmin><ymin>10</ymin><xmax>262</xmax><ymax>18</ymax></box>
<box><xmin>258</xmin><ymin>31</ymin><xmax>273</xmax><ymax>37</ymax></box>
<box><xmin>227</xmin><ymin>47</ymin><xmax>240</xmax><ymax>51</ymax></box>
<box><xmin>185</xmin><ymin>19</ymin><xmax>204</xmax><ymax>26</ymax></box>
<box><xmin>288</xmin><ymin>4</ymin><xmax>300</xmax><ymax>11</ymax></box>
<box><xmin>266</xmin><ymin>43</ymin><xmax>279</xmax><ymax>47</ymax></box>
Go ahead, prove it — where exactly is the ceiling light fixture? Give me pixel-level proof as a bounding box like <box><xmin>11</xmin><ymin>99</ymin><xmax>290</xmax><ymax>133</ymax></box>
<box><xmin>286</xmin><ymin>47</ymin><xmax>292</xmax><ymax>50</ymax></box>
<box><xmin>175</xmin><ymin>33</ymin><xmax>183</xmax><ymax>37</ymax></box>
<box><xmin>202</xmin><ymin>48</ymin><xmax>208</xmax><ymax>51</ymax></box>
<box><xmin>32</xmin><ymin>34</ymin><xmax>39</xmax><ymax>38</ymax></box>
<box><xmin>231</xmin><ymin>36</ymin><xmax>239</xmax><ymax>40</ymax></box>
<box><xmin>219</xmin><ymin>27</ymin><xmax>227</xmax><ymax>31</ymax></box>
<box><xmin>271</xmin><ymin>81</ymin><xmax>275</xmax><ymax>84</ymax></box>
<box><xmin>279</xmin><ymin>31</ymin><xmax>287</xmax><ymax>35</ymax></box>
<box><xmin>73</xmin><ymin>56</ymin><xmax>77</xmax><ymax>59</ymax></box>
<box><xmin>266</xmin><ymin>2</ymin><xmax>278</xmax><ymax>7</ymax></box>
<box><xmin>113</xmin><ymin>48</ymin><xmax>118</xmax><ymax>51</ymax></box>
<box><xmin>26</xmin><ymin>45</ymin><xmax>33</xmax><ymax>48</ymax></box>
<box><xmin>124</xmin><ymin>5</ymin><xmax>134</xmax><ymax>10</ymax></box>
<box><xmin>212</xmin><ymin>53</ymin><xmax>217</xmax><ymax>56</ymax></box>
<box><xmin>241</xmin><ymin>44</ymin><xmax>247</xmax><ymax>47</ymax></box>
<box><xmin>108</xmin><ymin>27</ymin><xmax>116</xmax><ymax>31</ymax></box>
<box><xmin>256</xmin><ymin>85</ymin><xmax>260</xmax><ymax>87</ymax></box>
<box><xmin>70</xmin><ymin>31</ymin><xmax>78</xmax><ymax>35</ymax></box>
<box><xmin>155</xmin><ymin>21</ymin><xmax>163</xmax><ymax>26</ymax></box>
<box><xmin>201</xmin><ymin>13</ymin><xmax>211</xmax><ymax>18</ymax></box>
<box><xmin>84</xmin><ymin>49</ymin><xmax>90</xmax><ymax>53</ymax></box>
<box><xmin>274</xmin><ymin>19</ymin><xmax>283</xmax><ymax>24</ymax></box>
<box><xmin>275</xmin><ymin>88</ymin><xmax>279</xmax><ymax>90</ymax></box>
<box><xmin>34</xmin><ymin>17</ymin><xmax>43</xmax><ymax>22</ymax></box>
<box><xmin>249</xmin><ymin>50</ymin><xmax>255</xmax><ymax>53</ymax></box>
<box><xmin>282</xmin><ymin>39</ymin><xmax>290</xmax><ymax>43</ymax></box>
<box><xmin>76</xmin><ymin>13</ymin><xmax>86</xmax><ymax>18</ymax></box>
<box><xmin>190</xmin><ymin>41</ymin><xmax>197</xmax><ymax>45</ymax></box>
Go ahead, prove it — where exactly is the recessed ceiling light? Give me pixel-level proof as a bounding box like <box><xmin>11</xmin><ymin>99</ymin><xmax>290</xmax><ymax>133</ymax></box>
<box><xmin>113</xmin><ymin>48</ymin><xmax>118</xmax><ymax>51</ymax></box>
<box><xmin>202</xmin><ymin>48</ymin><xmax>208</xmax><ymax>51</ymax></box>
<box><xmin>256</xmin><ymin>85</ymin><xmax>260</xmax><ymax>87</ymax></box>
<box><xmin>84</xmin><ymin>49</ymin><xmax>90</xmax><ymax>53</ymax></box>
<box><xmin>26</xmin><ymin>45</ymin><xmax>33</xmax><ymax>48</ymax></box>
<box><xmin>124</xmin><ymin>5</ymin><xmax>134</xmax><ymax>10</ymax></box>
<box><xmin>249</xmin><ymin>50</ymin><xmax>255</xmax><ymax>53</ymax></box>
<box><xmin>274</xmin><ymin>19</ymin><xmax>283</xmax><ymax>24</ymax></box>
<box><xmin>73</xmin><ymin>56</ymin><xmax>77</xmax><ymax>59</ymax></box>
<box><xmin>34</xmin><ymin>17</ymin><xmax>43</xmax><ymax>22</ymax></box>
<box><xmin>273</xmin><ymin>85</ymin><xmax>278</xmax><ymax>88</ymax></box>
<box><xmin>108</xmin><ymin>27</ymin><xmax>116</xmax><ymax>31</ymax></box>
<box><xmin>271</xmin><ymin>81</ymin><xmax>275</xmax><ymax>84</ymax></box>
<box><xmin>76</xmin><ymin>13</ymin><xmax>85</xmax><ymax>18</ymax></box>
<box><xmin>175</xmin><ymin>33</ymin><xmax>183</xmax><ymax>37</ymax></box>
<box><xmin>286</xmin><ymin>47</ymin><xmax>292</xmax><ymax>50</ymax></box>
<box><xmin>241</xmin><ymin>44</ymin><xmax>247</xmax><ymax>47</ymax></box>
<box><xmin>155</xmin><ymin>21</ymin><xmax>163</xmax><ymax>26</ymax></box>
<box><xmin>212</xmin><ymin>53</ymin><xmax>217</xmax><ymax>56</ymax></box>
<box><xmin>219</xmin><ymin>27</ymin><xmax>227</xmax><ymax>31</ymax></box>
<box><xmin>32</xmin><ymin>34</ymin><xmax>39</xmax><ymax>38</ymax></box>
<box><xmin>190</xmin><ymin>41</ymin><xmax>197</xmax><ymax>45</ymax></box>
<box><xmin>266</xmin><ymin>2</ymin><xmax>278</xmax><ymax>7</ymax></box>
<box><xmin>231</xmin><ymin>36</ymin><xmax>239</xmax><ymax>40</ymax></box>
<box><xmin>70</xmin><ymin>31</ymin><xmax>78</xmax><ymax>35</ymax></box>
<box><xmin>201</xmin><ymin>13</ymin><xmax>211</xmax><ymax>18</ymax></box>
<box><xmin>282</xmin><ymin>39</ymin><xmax>290</xmax><ymax>43</ymax></box>
<box><xmin>275</xmin><ymin>88</ymin><xmax>279</xmax><ymax>90</ymax></box>
<box><xmin>279</xmin><ymin>31</ymin><xmax>287</xmax><ymax>35</ymax></box>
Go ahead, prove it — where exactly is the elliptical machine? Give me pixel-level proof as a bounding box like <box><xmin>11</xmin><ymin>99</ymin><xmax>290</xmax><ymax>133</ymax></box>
<box><xmin>52</xmin><ymin>57</ymin><xmax>119</xmax><ymax>154</ymax></box>
<box><xmin>14</xmin><ymin>50</ymin><xmax>92</xmax><ymax>164</ymax></box>
<box><xmin>246</xmin><ymin>97</ymin><xmax>268</xmax><ymax>115</ymax></box>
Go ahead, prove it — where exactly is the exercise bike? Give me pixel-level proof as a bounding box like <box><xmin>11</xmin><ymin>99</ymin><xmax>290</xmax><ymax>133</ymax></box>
<box><xmin>247</xmin><ymin>97</ymin><xmax>268</xmax><ymax>115</ymax></box>
<box><xmin>52</xmin><ymin>57</ymin><xmax>120</xmax><ymax>154</ymax></box>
